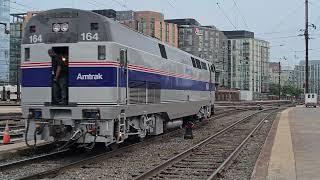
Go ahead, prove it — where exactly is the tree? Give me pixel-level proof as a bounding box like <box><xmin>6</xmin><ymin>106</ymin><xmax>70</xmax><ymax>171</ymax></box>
<box><xmin>269</xmin><ymin>83</ymin><xmax>303</xmax><ymax>98</ymax></box>
<box><xmin>269</xmin><ymin>83</ymin><xmax>281</xmax><ymax>96</ymax></box>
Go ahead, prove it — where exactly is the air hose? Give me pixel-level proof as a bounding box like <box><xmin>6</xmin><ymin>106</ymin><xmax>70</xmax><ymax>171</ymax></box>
<box><xmin>57</xmin><ymin>129</ymin><xmax>83</xmax><ymax>151</ymax></box>
<box><xmin>25</xmin><ymin>118</ymin><xmax>37</xmax><ymax>149</ymax></box>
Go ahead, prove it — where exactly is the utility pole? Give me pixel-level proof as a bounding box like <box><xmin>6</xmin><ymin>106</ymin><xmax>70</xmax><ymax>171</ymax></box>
<box><xmin>305</xmin><ymin>0</ymin><xmax>309</xmax><ymax>94</ymax></box>
<box><xmin>279</xmin><ymin>61</ymin><xmax>281</xmax><ymax>100</ymax></box>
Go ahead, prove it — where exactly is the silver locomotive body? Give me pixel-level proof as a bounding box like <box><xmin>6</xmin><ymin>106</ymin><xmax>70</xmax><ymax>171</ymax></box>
<box><xmin>21</xmin><ymin>8</ymin><xmax>215</xmax><ymax>147</ymax></box>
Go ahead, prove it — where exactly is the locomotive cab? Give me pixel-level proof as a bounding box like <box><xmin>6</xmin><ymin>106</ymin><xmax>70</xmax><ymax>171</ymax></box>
<box><xmin>21</xmin><ymin>8</ymin><xmax>216</xmax><ymax>149</ymax></box>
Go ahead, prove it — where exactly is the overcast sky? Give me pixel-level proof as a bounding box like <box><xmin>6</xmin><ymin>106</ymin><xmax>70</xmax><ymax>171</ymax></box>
<box><xmin>10</xmin><ymin>0</ymin><xmax>320</xmax><ymax>67</ymax></box>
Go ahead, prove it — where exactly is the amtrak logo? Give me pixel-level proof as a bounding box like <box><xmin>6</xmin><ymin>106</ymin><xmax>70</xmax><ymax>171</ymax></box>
<box><xmin>77</xmin><ymin>73</ymin><xmax>103</xmax><ymax>80</ymax></box>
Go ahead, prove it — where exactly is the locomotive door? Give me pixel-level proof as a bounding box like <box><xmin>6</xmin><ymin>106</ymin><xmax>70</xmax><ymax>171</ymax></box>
<box><xmin>51</xmin><ymin>47</ymin><xmax>69</xmax><ymax>105</ymax></box>
<box><xmin>118</xmin><ymin>49</ymin><xmax>128</xmax><ymax>104</ymax></box>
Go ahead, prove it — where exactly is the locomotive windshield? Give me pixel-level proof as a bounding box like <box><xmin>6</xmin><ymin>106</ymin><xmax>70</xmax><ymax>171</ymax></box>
<box><xmin>22</xmin><ymin>8</ymin><xmax>108</xmax><ymax>44</ymax></box>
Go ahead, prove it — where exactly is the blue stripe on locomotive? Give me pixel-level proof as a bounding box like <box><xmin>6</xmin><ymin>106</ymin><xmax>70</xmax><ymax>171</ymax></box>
<box><xmin>21</xmin><ymin>67</ymin><xmax>213</xmax><ymax>91</ymax></box>
<box><xmin>22</xmin><ymin>68</ymin><xmax>52</xmax><ymax>87</ymax></box>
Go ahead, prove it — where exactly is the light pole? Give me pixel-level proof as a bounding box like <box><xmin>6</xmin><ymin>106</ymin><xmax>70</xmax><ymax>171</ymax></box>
<box><xmin>278</xmin><ymin>61</ymin><xmax>281</xmax><ymax>100</ymax></box>
<box><xmin>278</xmin><ymin>56</ymin><xmax>287</xmax><ymax>100</ymax></box>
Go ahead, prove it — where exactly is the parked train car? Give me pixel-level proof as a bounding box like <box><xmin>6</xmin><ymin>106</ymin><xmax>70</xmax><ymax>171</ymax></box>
<box><xmin>21</xmin><ymin>8</ymin><xmax>216</xmax><ymax>148</ymax></box>
<box><xmin>305</xmin><ymin>93</ymin><xmax>317</xmax><ymax>108</ymax></box>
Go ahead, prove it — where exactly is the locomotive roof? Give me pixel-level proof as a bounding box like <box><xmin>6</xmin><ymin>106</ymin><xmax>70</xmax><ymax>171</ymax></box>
<box><xmin>23</xmin><ymin>8</ymin><xmax>212</xmax><ymax>67</ymax></box>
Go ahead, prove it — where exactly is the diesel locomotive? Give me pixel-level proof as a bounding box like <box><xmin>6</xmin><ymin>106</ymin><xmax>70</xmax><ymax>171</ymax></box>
<box><xmin>21</xmin><ymin>8</ymin><xmax>216</xmax><ymax>148</ymax></box>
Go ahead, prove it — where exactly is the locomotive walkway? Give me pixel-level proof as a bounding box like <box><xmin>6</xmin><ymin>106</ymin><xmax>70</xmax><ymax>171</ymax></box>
<box><xmin>252</xmin><ymin>106</ymin><xmax>320</xmax><ymax>180</ymax></box>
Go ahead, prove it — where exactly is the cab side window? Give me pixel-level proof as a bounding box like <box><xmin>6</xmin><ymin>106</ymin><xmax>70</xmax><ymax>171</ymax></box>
<box><xmin>25</xmin><ymin>48</ymin><xmax>30</xmax><ymax>61</ymax></box>
<box><xmin>195</xmin><ymin>59</ymin><xmax>201</xmax><ymax>69</ymax></box>
<box><xmin>91</xmin><ymin>23</ymin><xmax>99</xmax><ymax>31</ymax></box>
<box><xmin>98</xmin><ymin>45</ymin><xmax>106</xmax><ymax>60</ymax></box>
<box><xmin>191</xmin><ymin>57</ymin><xmax>196</xmax><ymax>68</ymax></box>
<box><xmin>158</xmin><ymin>44</ymin><xmax>167</xmax><ymax>59</ymax></box>
<box><xmin>201</xmin><ymin>62</ymin><xmax>207</xmax><ymax>70</ymax></box>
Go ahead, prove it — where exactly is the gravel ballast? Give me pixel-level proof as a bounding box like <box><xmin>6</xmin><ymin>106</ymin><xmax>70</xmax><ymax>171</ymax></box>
<box><xmin>52</xmin><ymin>110</ymin><xmax>257</xmax><ymax>180</ymax></box>
<box><xmin>218</xmin><ymin>110</ymin><xmax>280</xmax><ymax>180</ymax></box>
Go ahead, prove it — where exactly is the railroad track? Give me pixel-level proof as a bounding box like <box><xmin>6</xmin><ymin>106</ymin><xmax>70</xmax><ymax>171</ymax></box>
<box><xmin>0</xmin><ymin>148</ymin><xmax>70</xmax><ymax>170</ymax></box>
<box><xmin>0</xmin><ymin>103</ymin><xmax>20</xmax><ymax>106</ymax></box>
<box><xmin>134</xmin><ymin>108</ymin><xmax>278</xmax><ymax>180</ymax></box>
<box><xmin>2</xmin><ymin>107</ymin><xmax>254</xmax><ymax>180</ymax></box>
<box><xmin>0</xmin><ymin>113</ymin><xmax>22</xmax><ymax>121</ymax></box>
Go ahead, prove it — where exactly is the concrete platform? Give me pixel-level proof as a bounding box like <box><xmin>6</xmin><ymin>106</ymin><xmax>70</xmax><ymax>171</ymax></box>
<box><xmin>0</xmin><ymin>106</ymin><xmax>21</xmax><ymax>114</ymax></box>
<box><xmin>0</xmin><ymin>140</ymin><xmax>46</xmax><ymax>160</ymax></box>
<box><xmin>251</xmin><ymin>106</ymin><xmax>320</xmax><ymax>180</ymax></box>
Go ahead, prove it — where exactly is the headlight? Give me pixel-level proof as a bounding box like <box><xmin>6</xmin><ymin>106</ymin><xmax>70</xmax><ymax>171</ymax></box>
<box><xmin>52</xmin><ymin>23</ymin><xmax>61</xmax><ymax>32</ymax></box>
<box><xmin>61</xmin><ymin>23</ymin><xmax>69</xmax><ymax>32</ymax></box>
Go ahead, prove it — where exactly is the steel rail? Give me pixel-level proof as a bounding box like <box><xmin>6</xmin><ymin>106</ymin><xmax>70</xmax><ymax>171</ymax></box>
<box><xmin>0</xmin><ymin>104</ymin><xmax>20</xmax><ymax>106</ymax></box>
<box><xmin>206</xmin><ymin>110</ymin><xmax>276</xmax><ymax>180</ymax></box>
<box><xmin>0</xmin><ymin>149</ymin><xmax>70</xmax><ymax>170</ymax></box>
<box><xmin>134</xmin><ymin>108</ymin><xmax>277</xmax><ymax>180</ymax></box>
<box><xmin>16</xmin><ymin>108</ymin><xmax>253</xmax><ymax>180</ymax></box>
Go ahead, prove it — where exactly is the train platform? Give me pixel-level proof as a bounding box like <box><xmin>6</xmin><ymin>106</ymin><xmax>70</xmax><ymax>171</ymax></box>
<box><xmin>0</xmin><ymin>101</ymin><xmax>20</xmax><ymax>106</ymax></box>
<box><xmin>0</xmin><ymin>106</ymin><xmax>21</xmax><ymax>114</ymax></box>
<box><xmin>0</xmin><ymin>140</ymin><xmax>46</xmax><ymax>159</ymax></box>
<box><xmin>251</xmin><ymin>106</ymin><xmax>320</xmax><ymax>180</ymax></box>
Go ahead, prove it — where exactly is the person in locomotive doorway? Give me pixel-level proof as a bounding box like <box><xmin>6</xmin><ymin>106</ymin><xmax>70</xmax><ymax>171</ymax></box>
<box><xmin>48</xmin><ymin>49</ymin><xmax>68</xmax><ymax>105</ymax></box>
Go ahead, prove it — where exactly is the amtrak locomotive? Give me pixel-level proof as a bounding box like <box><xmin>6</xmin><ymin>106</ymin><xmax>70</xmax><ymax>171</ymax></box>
<box><xmin>22</xmin><ymin>8</ymin><xmax>216</xmax><ymax>148</ymax></box>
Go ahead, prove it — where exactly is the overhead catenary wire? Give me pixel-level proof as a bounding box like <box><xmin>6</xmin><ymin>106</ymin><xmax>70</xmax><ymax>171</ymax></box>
<box><xmin>87</xmin><ymin>0</ymin><xmax>113</xmax><ymax>9</ymax></box>
<box><xmin>309</xmin><ymin>1</ymin><xmax>320</xmax><ymax>24</ymax></box>
<box><xmin>268</xmin><ymin>2</ymin><xmax>305</xmax><ymax>33</ymax></box>
<box><xmin>216</xmin><ymin>2</ymin><xmax>237</xmax><ymax>30</ymax></box>
<box><xmin>165</xmin><ymin>0</ymin><xmax>175</xmax><ymax>8</ymax></box>
<box><xmin>11</xmin><ymin>1</ymin><xmax>36</xmax><ymax>11</ymax></box>
<box><xmin>87</xmin><ymin>1</ymin><xmax>99</xmax><ymax>8</ymax></box>
<box><xmin>231</xmin><ymin>0</ymin><xmax>249</xmax><ymax>30</ymax></box>
<box><xmin>309</xmin><ymin>0</ymin><xmax>320</xmax><ymax>9</ymax></box>
<box><xmin>111</xmin><ymin>0</ymin><xmax>129</xmax><ymax>10</ymax></box>
<box><xmin>87</xmin><ymin>0</ymin><xmax>130</xmax><ymax>10</ymax></box>
<box><xmin>9</xmin><ymin>6</ymin><xmax>26</xmax><ymax>13</ymax></box>
<box><xmin>164</xmin><ymin>0</ymin><xmax>184</xmax><ymax>17</ymax></box>
<box><xmin>255</xmin><ymin>29</ymin><xmax>302</xmax><ymax>36</ymax></box>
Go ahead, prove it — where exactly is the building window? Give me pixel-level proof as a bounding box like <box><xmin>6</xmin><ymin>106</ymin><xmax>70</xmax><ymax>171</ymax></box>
<box><xmin>25</xmin><ymin>48</ymin><xmax>30</xmax><ymax>61</ymax></box>
<box><xmin>188</xmin><ymin>34</ymin><xmax>193</xmax><ymax>46</ymax></box>
<box><xmin>135</xmin><ymin>20</ymin><xmax>139</xmax><ymax>31</ymax></box>
<box><xmin>158</xmin><ymin>43</ymin><xmax>167</xmax><ymax>59</ymax></box>
<box><xmin>98</xmin><ymin>45</ymin><xmax>106</xmax><ymax>60</ymax></box>
<box><xmin>139</xmin><ymin>18</ymin><xmax>146</xmax><ymax>33</ymax></box>
<box><xmin>150</xmin><ymin>18</ymin><xmax>155</xmax><ymax>38</ymax></box>
<box><xmin>160</xmin><ymin>21</ymin><xmax>163</xmax><ymax>40</ymax></box>
<box><xmin>4</xmin><ymin>50</ymin><xmax>8</xmax><ymax>59</ymax></box>
<box><xmin>172</xmin><ymin>24</ymin><xmax>175</xmax><ymax>44</ymax></box>
<box><xmin>165</xmin><ymin>23</ymin><xmax>169</xmax><ymax>42</ymax></box>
